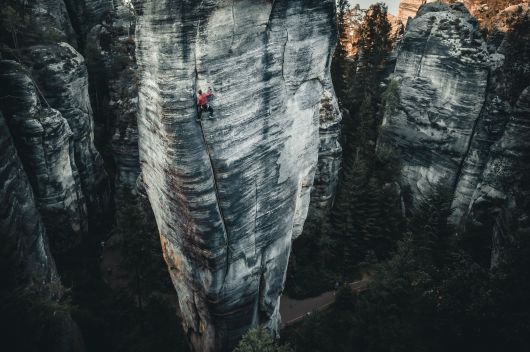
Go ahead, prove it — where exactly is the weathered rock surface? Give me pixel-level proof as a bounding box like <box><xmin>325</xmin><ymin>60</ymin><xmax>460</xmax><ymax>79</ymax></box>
<box><xmin>310</xmin><ymin>93</ymin><xmax>342</xmax><ymax>214</ymax></box>
<box><xmin>136</xmin><ymin>0</ymin><xmax>339</xmax><ymax>350</ymax></box>
<box><xmin>62</xmin><ymin>0</ymin><xmax>114</xmax><ymax>43</ymax></box>
<box><xmin>380</xmin><ymin>2</ymin><xmax>530</xmax><ymax>266</ymax></box>
<box><xmin>20</xmin><ymin>42</ymin><xmax>111</xmax><ymax>222</ymax></box>
<box><xmin>396</xmin><ymin>0</ymin><xmax>529</xmax><ymax>29</ymax></box>
<box><xmin>464</xmin><ymin>4</ymin><xmax>530</xmax><ymax>266</ymax></box>
<box><xmin>2</xmin><ymin>0</ymin><xmax>77</xmax><ymax>47</ymax></box>
<box><xmin>0</xmin><ymin>108</ymin><xmax>60</xmax><ymax>291</ymax></box>
<box><xmin>0</xmin><ymin>110</ymin><xmax>84</xmax><ymax>352</ymax></box>
<box><xmin>1</xmin><ymin>0</ymin><xmax>111</xmax><ymax>249</ymax></box>
<box><xmin>380</xmin><ymin>2</ymin><xmax>490</xmax><ymax>211</ymax></box>
<box><xmin>0</xmin><ymin>60</ymin><xmax>88</xmax><ymax>252</ymax></box>
<box><xmin>84</xmin><ymin>1</ymin><xmax>141</xmax><ymax>188</ymax></box>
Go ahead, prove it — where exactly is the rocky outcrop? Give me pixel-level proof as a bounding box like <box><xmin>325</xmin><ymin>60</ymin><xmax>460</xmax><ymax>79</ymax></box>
<box><xmin>0</xmin><ymin>110</ymin><xmax>84</xmax><ymax>352</ymax></box>
<box><xmin>464</xmin><ymin>4</ymin><xmax>530</xmax><ymax>266</ymax></box>
<box><xmin>0</xmin><ymin>108</ymin><xmax>60</xmax><ymax>291</ymax></box>
<box><xmin>136</xmin><ymin>0</ymin><xmax>339</xmax><ymax>350</ymax></box>
<box><xmin>461</xmin><ymin>0</ymin><xmax>529</xmax><ymax>30</ymax></box>
<box><xmin>380</xmin><ymin>2</ymin><xmax>490</xmax><ymax>210</ymax></box>
<box><xmin>309</xmin><ymin>94</ymin><xmax>342</xmax><ymax>217</ymax></box>
<box><xmin>19</xmin><ymin>42</ymin><xmax>111</xmax><ymax>223</ymax></box>
<box><xmin>1</xmin><ymin>0</ymin><xmax>111</xmax><ymax>249</ymax></box>
<box><xmin>380</xmin><ymin>2</ymin><xmax>530</xmax><ymax>267</ymax></box>
<box><xmin>62</xmin><ymin>0</ymin><xmax>114</xmax><ymax>44</ymax></box>
<box><xmin>396</xmin><ymin>0</ymin><xmax>529</xmax><ymax>29</ymax></box>
<box><xmin>0</xmin><ymin>60</ymin><xmax>88</xmax><ymax>252</ymax></box>
<box><xmin>84</xmin><ymin>1</ymin><xmax>140</xmax><ymax>188</ymax></box>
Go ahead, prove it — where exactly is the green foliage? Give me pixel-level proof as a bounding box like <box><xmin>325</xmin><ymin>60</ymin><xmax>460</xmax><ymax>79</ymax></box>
<box><xmin>357</xmin><ymin>3</ymin><xmax>392</xmax><ymax>68</ymax></box>
<box><xmin>331</xmin><ymin>0</ymin><xmax>352</xmax><ymax>99</ymax></box>
<box><xmin>60</xmin><ymin>187</ymin><xmax>188</xmax><ymax>352</ymax></box>
<box><xmin>286</xmin><ymin>184</ymin><xmax>530</xmax><ymax>352</ymax></box>
<box><xmin>234</xmin><ymin>327</ymin><xmax>292</xmax><ymax>352</ymax></box>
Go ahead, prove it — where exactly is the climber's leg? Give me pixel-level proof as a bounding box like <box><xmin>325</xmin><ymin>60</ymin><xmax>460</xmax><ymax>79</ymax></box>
<box><xmin>197</xmin><ymin>106</ymin><xmax>204</xmax><ymax>121</ymax></box>
<box><xmin>207</xmin><ymin>105</ymin><xmax>214</xmax><ymax>118</ymax></box>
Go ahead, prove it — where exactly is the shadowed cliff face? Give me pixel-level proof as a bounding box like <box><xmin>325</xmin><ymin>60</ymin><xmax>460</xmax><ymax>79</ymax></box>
<box><xmin>136</xmin><ymin>0</ymin><xmax>339</xmax><ymax>350</ymax></box>
<box><xmin>1</xmin><ymin>0</ymin><xmax>111</xmax><ymax>251</ymax></box>
<box><xmin>0</xmin><ymin>108</ymin><xmax>60</xmax><ymax>292</ymax></box>
<box><xmin>0</xmin><ymin>108</ymin><xmax>84</xmax><ymax>351</ymax></box>
<box><xmin>0</xmin><ymin>59</ymin><xmax>88</xmax><ymax>252</ymax></box>
<box><xmin>380</xmin><ymin>2</ymin><xmax>530</xmax><ymax>267</ymax></box>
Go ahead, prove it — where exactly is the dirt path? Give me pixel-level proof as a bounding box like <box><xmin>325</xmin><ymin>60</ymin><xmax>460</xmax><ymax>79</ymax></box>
<box><xmin>280</xmin><ymin>272</ymin><xmax>371</xmax><ymax>327</ymax></box>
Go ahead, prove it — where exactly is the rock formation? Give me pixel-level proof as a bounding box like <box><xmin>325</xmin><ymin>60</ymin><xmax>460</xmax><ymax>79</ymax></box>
<box><xmin>0</xmin><ymin>108</ymin><xmax>61</xmax><ymax>293</ymax></box>
<box><xmin>381</xmin><ymin>2</ymin><xmax>490</xmax><ymax>213</ymax></box>
<box><xmin>396</xmin><ymin>0</ymin><xmax>529</xmax><ymax>29</ymax></box>
<box><xmin>0</xmin><ymin>108</ymin><xmax>84</xmax><ymax>351</ymax></box>
<box><xmin>135</xmin><ymin>0</ymin><xmax>340</xmax><ymax>350</ymax></box>
<box><xmin>0</xmin><ymin>60</ymin><xmax>88</xmax><ymax>252</ymax></box>
<box><xmin>1</xmin><ymin>0</ymin><xmax>110</xmax><ymax>250</ymax></box>
<box><xmin>380</xmin><ymin>2</ymin><xmax>530</xmax><ymax>266</ymax></box>
<box><xmin>463</xmin><ymin>3</ymin><xmax>530</xmax><ymax>266</ymax></box>
<box><xmin>83</xmin><ymin>1</ymin><xmax>141</xmax><ymax>188</ymax></box>
<box><xmin>21</xmin><ymin>43</ymin><xmax>111</xmax><ymax>224</ymax></box>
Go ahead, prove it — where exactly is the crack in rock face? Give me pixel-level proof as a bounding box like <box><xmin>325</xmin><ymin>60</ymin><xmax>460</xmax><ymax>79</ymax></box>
<box><xmin>135</xmin><ymin>0</ymin><xmax>339</xmax><ymax>350</ymax></box>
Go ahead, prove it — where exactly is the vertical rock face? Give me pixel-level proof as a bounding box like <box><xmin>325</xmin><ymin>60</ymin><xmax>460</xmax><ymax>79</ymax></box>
<box><xmin>136</xmin><ymin>0</ymin><xmax>339</xmax><ymax>350</ymax></box>
<box><xmin>464</xmin><ymin>4</ymin><xmax>530</xmax><ymax>266</ymax></box>
<box><xmin>1</xmin><ymin>0</ymin><xmax>111</xmax><ymax>249</ymax></box>
<box><xmin>380</xmin><ymin>2</ymin><xmax>490</xmax><ymax>211</ymax></box>
<box><xmin>62</xmin><ymin>0</ymin><xmax>114</xmax><ymax>41</ymax></box>
<box><xmin>380</xmin><ymin>2</ymin><xmax>530</xmax><ymax>266</ymax></box>
<box><xmin>84</xmin><ymin>1</ymin><xmax>141</xmax><ymax>188</ymax></box>
<box><xmin>11</xmin><ymin>0</ymin><xmax>78</xmax><ymax>46</ymax></box>
<box><xmin>0</xmin><ymin>109</ymin><xmax>84</xmax><ymax>352</ymax></box>
<box><xmin>309</xmin><ymin>93</ymin><xmax>342</xmax><ymax>217</ymax></box>
<box><xmin>0</xmin><ymin>60</ymin><xmax>87</xmax><ymax>252</ymax></box>
<box><xmin>20</xmin><ymin>43</ymin><xmax>111</xmax><ymax>221</ymax></box>
<box><xmin>0</xmin><ymin>109</ymin><xmax>60</xmax><ymax>291</ymax></box>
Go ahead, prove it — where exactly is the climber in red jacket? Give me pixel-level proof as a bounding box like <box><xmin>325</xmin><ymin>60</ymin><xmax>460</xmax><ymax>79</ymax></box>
<box><xmin>197</xmin><ymin>87</ymin><xmax>214</xmax><ymax>120</ymax></box>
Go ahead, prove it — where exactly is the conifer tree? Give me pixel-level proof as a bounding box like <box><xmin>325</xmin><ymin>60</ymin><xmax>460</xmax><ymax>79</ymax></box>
<box><xmin>332</xmin><ymin>0</ymin><xmax>351</xmax><ymax>100</ymax></box>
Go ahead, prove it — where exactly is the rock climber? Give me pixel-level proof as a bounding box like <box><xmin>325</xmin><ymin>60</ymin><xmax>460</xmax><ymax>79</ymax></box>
<box><xmin>197</xmin><ymin>87</ymin><xmax>214</xmax><ymax>120</ymax></box>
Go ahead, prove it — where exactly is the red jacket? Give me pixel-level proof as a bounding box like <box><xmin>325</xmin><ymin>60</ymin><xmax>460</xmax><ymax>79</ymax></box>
<box><xmin>197</xmin><ymin>91</ymin><xmax>212</xmax><ymax>106</ymax></box>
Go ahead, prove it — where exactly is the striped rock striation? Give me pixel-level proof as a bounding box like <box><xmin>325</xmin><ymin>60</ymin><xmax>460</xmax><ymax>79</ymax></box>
<box><xmin>0</xmin><ymin>109</ymin><xmax>84</xmax><ymax>351</ymax></box>
<box><xmin>21</xmin><ymin>43</ymin><xmax>111</xmax><ymax>226</ymax></box>
<box><xmin>0</xmin><ymin>60</ymin><xmax>88</xmax><ymax>252</ymax></box>
<box><xmin>136</xmin><ymin>0</ymin><xmax>340</xmax><ymax>350</ymax></box>
<box><xmin>380</xmin><ymin>2</ymin><xmax>490</xmax><ymax>219</ymax></box>
<box><xmin>380</xmin><ymin>2</ymin><xmax>530</xmax><ymax>266</ymax></box>
<box><xmin>1</xmin><ymin>0</ymin><xmax>111</xmax><ymax>250</ymax></box>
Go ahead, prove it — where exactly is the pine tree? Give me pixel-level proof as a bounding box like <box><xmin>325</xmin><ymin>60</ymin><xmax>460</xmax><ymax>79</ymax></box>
<box><xmin>332</xmin><ymin>0</ymin><xmax>351</xmax><ymax>100</ymax></box>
